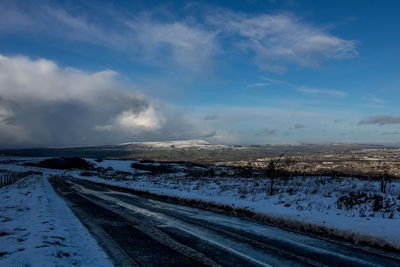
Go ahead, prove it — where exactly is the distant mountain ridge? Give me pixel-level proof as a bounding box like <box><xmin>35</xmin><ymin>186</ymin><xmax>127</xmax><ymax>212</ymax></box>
<box><xmin>0</xmin><ymin>140</ymin><xmax>395</xmax><ymax>161</ymax></box>
<box><xmin>119</xmin><ymin>139</ymin><xmax>235</xmax><ymax>150</ymax></box>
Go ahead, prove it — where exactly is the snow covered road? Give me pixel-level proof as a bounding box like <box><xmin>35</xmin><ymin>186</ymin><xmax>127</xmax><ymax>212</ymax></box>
<box><xmin>50</xmin><ymin>176</ymin><xmax>400</xmax><ymax>267</ymax></box>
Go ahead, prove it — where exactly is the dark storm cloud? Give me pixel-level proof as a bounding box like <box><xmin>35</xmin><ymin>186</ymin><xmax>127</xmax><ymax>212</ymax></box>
<box><xmin>8</xmin><ymin>97</ymin><xmax>140</xmax><ymax>145</ymax></box>
<box><xmin>0</xmin><ymin>54</ymin><xmax>201</xmax><ymax>148</ymax></box>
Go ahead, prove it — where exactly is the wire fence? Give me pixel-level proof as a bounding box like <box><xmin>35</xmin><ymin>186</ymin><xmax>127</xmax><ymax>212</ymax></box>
<box><xmin>0</xmin><ymin>171</ymin><xmax>42</xmax><ymax>188</ymax></box>
<box><xmin>0</xmin><ymin>175</ymin><xmax>14</xmax><ymax>188</ymax></box>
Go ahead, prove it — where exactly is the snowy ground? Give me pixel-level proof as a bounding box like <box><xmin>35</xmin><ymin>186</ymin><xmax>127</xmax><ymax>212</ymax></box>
<box><xmin>0</xmin><ymin>162</ymin><xmax>112</xmax><ymax>266</ymax></box>
<box><xmin>74</xmin><ymin>159</ymin><xmax>400</xmax><ymax>250</ymax></box>
<box><xmin>1</xmin><ymin>156</ymin><xmax>400</xmax><ymax>258</ymax></box>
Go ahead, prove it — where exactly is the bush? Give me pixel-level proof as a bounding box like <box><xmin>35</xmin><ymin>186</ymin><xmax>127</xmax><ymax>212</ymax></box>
<box><xmin>131</xmin><ymin>163</ymin><xmax>175</xmax><ymax>174</ymax></box>
<box><xmin>337</xmin><ymin>191</ymin><xmax>399</xmax><ymax>218</ymax></box>
<box><xmin>25</xmin><ymin>157</ymin><xmax>94</xmax><ymax>170</ymax></box>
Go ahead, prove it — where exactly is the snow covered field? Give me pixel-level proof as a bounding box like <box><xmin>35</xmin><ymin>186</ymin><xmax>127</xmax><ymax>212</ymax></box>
<box><xmin>75</xmin><ymin>159</ymin><xmax>400</xmax><ymax>250</ymax></box>
<box><xmin>1</xmin><ymin>156</ymin><xmax>400</xmax><ymax>259</ymax></box>
<box><xmin>0</xmin><ymin>161</ymin><xmax>112</xmax><ymax>266</ymax></box>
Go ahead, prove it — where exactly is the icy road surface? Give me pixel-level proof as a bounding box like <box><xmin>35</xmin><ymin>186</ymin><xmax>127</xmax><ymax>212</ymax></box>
<box><xmin>50</xmin><ymin>176</ymin><xmax>400</xmax><ymax>267</ymax></box>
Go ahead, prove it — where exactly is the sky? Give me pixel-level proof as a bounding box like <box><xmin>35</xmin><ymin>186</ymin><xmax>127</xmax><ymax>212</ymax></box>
<box><xmin>0</xmin><ymin>0</ymin><xmax>400</xmax><ymax>148</ymax></box>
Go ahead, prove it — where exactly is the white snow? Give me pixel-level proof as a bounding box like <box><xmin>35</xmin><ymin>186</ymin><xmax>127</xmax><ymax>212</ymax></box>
<box><xmin>1</xmin><ymin>156</ymin><xmax>400</xmax><ymax>255</ymax></box>
<box><xmin>0</xmin><ymin>168</ymin><xmax>113</xmax><ymax>266</ymax></box>
<box><xmin>85</xmin><ymin>158</ymin><xmax>155</xmax><ymax>174</ymax></box>
<box><xmin>86</xmin><ymin>158</ymin><xmax>137</xmax><ymax>172</ymax></box>
<box><xmin>76</xmin><ymin>159</ymin><xmax>400</xmax><ymax>250</ymax></box>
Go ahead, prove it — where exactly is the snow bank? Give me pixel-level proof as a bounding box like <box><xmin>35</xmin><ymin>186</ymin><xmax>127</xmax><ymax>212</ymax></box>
<box><xmin>0</xmin><ymin>174</ymin><xmax>113</xmax><ymax>266</ymax></box>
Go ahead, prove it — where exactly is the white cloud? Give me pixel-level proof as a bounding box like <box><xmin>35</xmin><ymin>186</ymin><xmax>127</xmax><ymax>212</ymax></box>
<box><xmin>0</xmin><ymin>54</ymin><xmax>192</xmax><ymax>147</ymax></box>
<box><xmin>207</xmin><ymin>11</ymin><xmax>357</xmax><ymax>71</ymax></box>
<box><xmin>261</xmin><ymin>77</ymin><xmax>288</xmax><ymax>84</ymax></box>
<box><xmin>246</xmin><ymin>83</ymin><xmax>270</xmax><ymax>88</ymax></box>
<box><xmin>0</xmin><ymin>1</ymin><xmax>39</xmax><ymax>33</ymax></box>
<box><xmin>0</xmin><ymin>54</ymin><xmax>118</xmax><ymax>101</ymax></box>
<box><xmin>0</xmin><ymin>2</ymin><xmax>358</xmax><ymax>73</ymax></box>
<box><xmin>116</xmin><ymin>105</ymin><xmax>165</xmax><ymax>132</ymax></box>
<box><xmin>297</xmin><ymin>86</ymin><xmax>347</xmax><ymax>97</ymax></box>
<box><xmin>371</xmin><ymin>98</ymin><xmax>385</xmax><ymax>103</ymax></box>
<box><xmin>124</xmin><ymin>19</ymin><xmax>219</xmax><ymax>73</ymax></box>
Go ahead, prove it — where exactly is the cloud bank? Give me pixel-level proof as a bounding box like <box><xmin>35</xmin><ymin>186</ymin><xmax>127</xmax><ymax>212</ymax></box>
<box><xmin>0</xmin><ymin>54</ymin><xmax>200</xmax><ymax>147</ymax></box>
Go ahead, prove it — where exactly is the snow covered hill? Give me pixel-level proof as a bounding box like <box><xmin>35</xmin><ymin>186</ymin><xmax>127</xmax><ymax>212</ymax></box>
<box><xmin>119</xmin><ymin>139</ymin><xmax>233</xmax><ymax>150</ymax></box>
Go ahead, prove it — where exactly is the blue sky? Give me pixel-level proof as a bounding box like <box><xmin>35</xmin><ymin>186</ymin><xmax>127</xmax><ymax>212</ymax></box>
<box><xmin>0</xmin><ymin>0</ymin><xmax>399</xmax><ymax>147</ymax></box>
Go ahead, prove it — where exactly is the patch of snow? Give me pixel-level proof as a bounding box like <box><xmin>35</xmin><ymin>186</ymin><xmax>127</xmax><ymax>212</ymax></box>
<box><xmin>85</xmin><ymin>158</ymin><xmax>151</xmax><ymax>174</ymax></box>
<box><xmin>0</xmin><ymin>171</ymin><xmax>113</xmax><ymax>266</ymax></box>
<box><xmin>86</xmin><ymin>158</ymin><xmax>135</xmax><ymax>172</ymax></box>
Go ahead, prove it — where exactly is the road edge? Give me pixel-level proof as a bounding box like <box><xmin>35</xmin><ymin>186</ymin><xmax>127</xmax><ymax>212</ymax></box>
<box><xmin>47</xmin><ymin>177</ymin><xmax>137</xmax><ymax>267</ymax></box>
